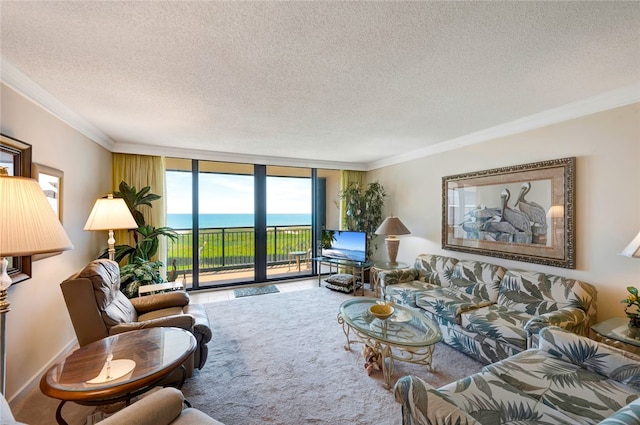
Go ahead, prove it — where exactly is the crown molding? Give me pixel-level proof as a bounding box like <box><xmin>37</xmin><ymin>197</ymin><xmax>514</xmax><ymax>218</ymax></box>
<box><xmin>3</xmin><ymin>55</ymin><xmax>636</xmax><ymax>171</ymax></box>
<box><xmin>0</xmin><ymin>57</ymin><xmax>115</xmax><ymax>151</ymax></box>
<box><xmin>113</xmin><ymin>142</ymin><xmax>368</xmax><ymax>171</ymax></box>
<box><xmin>367</xmin><ymin>83</ymin><xmax>640</xmax><ymax>171</ymax></box>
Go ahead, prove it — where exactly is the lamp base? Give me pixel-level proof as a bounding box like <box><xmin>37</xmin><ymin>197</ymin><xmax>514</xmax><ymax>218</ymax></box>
<box><xmin>0</xmin><ymin>257</ymin><xmax>13</xmax><ymax>296</ymax></box>
<box><xmin>0</xmin><ymin>288</ymin><xmax>8</xmax><ymax>396</ymax></box>
<box><xmin>385</xmin><ymin>237</ymin><xmax>400</xmax><ymax>264</ymax></box>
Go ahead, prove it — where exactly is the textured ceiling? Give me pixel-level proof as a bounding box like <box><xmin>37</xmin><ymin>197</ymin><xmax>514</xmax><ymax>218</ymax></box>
<box><xmin>1</xmin><ymin>1</ymin><xmax>639</xmax><ymax>169</ymax></box>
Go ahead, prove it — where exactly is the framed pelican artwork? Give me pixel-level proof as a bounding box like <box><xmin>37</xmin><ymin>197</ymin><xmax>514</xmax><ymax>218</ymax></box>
<box><xmin>442</xmin><ymin>157</ymin><xmax>576</xmax><ymax>269</ymax></box>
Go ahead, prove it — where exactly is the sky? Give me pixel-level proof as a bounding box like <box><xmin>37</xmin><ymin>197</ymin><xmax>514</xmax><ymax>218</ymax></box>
<box><xmin>166</xmin><ymin>171</ymin><xmax>312</xmax><ymax>214</ymax></box>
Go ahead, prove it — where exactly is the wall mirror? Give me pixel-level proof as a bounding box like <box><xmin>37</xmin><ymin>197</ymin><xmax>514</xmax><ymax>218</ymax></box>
<box><xmin>1</xmin><ymin>133</ymin><xmax>33</xmax><ymax>283</ymax></box>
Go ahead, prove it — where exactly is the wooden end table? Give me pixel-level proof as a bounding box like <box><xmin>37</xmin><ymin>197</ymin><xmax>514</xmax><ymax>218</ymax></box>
<box><xmin>40</xmin><ymin>327</ymin><xmax>196</xmax><ymax>425</ymax></box>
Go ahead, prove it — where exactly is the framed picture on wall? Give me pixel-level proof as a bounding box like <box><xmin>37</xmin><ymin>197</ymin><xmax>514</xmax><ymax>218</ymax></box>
<box><xmin>442</xmin><ymin>157</ymin><xmax>576</xmax><ymax>269</ymax></box>
<box><xmin>32</xmin><ymin>163</ymin><xmax>64</xmax><ymax>261</ymax></box>
<box><xmin>1</xmin><ymin>133</ymin><xmax>33</xmax><ymax>282</ymax></box>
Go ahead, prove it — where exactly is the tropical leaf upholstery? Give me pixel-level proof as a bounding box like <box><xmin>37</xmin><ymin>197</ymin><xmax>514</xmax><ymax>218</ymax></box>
<box><xmin>386</xmin><ymin>281</ymin><xmax>440</xmax><ymax>308</ymax></box>
<box><xmin>416</xmin><ymin>288</ymin><xmax>494</xmax><ymax>325</ymax></box>
<box><xmin>394</xmin><ymin>327</ymin><xmax>640</xmax><ymax>425</ymax></box>
<box><xmin>383</xmin><ymin>254</ymin><xmax>598</xmax><ymax>365</ymax></box>
<box><xmin>598</xmin><ymin>398</ymin><xmax>640</xmax><ymax>425</ymax></box>
<box><xmin>497</xmin><ymin>270</ymin><xmax>597</xmax><ymax>337</ymax></box>
<box><xmin>449</xmin><ymin>260</ymin><xmax>506</xmax><ymax>302</ymax></box>
<box><xmin>461</xmin><ymin>304</ymin><xmax>531</xmax><ymax>350</ymax></box>
<box><xmin>382</xmin><ymin>254</ymin><xmax>458</xmax><ymax>307</ymax></box>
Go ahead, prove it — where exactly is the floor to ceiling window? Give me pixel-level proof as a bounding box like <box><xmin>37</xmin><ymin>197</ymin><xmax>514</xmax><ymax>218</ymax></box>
<box><xmin>266</xmin><ymin>166</ymin><xmax>313</xmax><ymax>279</ymax></box>
<box><xmin>165</xmin><ymin>158</ymin><xmax>336</xmax><ymax>290</ymax></box>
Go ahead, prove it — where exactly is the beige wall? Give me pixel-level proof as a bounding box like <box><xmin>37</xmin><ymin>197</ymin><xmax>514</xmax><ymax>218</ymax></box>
<box><xmin>0</xmin><ymin>83</ymin><xmax>112</xmax><ymax>400</ymax></box>
<box><xmin>1</xmin><ymin>79</ymin><xmax>638</xmax><ymax>400</ymax></box>
<box><xmin>368</xmin><ymin>103</ymin><xmax>640</xmax><ymax>322</ymax></box>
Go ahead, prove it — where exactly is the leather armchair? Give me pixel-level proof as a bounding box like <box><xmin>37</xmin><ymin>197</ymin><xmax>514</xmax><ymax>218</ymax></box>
<box><xmin>99</xmin><ymin>387</ymin><xmax>224</xmax><ymax>425</ymax></box>
<box><xmin>60</xmin><ymin>259</ymin><xmax>211</xmax><ymax>375</ymax></box>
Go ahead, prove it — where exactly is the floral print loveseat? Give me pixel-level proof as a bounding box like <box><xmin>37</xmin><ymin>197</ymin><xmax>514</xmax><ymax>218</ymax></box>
<box><xmin>380</xmin><ymin>254</ymin><xmax>597</xmax><ymax>364</ymax></box>
<box><xmin>394</xmin><ymin>327</ymin><xmax>640</xmax><ymax>425</ymax></box>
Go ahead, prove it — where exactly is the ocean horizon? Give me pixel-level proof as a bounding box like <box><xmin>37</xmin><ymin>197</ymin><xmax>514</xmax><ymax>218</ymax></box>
<box><xmin>168</xmin><ymin>213</ymin><xmax>311</xmax><ymax>229</ymax></box>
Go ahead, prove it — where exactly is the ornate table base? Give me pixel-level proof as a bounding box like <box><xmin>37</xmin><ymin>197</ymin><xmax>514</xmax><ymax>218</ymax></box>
<box><xmin>338</xmin><ymin>313</ymin><xmax>436</xmax><ymax>389</ymax></box>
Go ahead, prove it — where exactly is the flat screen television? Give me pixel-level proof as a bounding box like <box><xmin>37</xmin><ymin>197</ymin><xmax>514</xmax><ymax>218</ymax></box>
<box><xmin>321</xmin><ymin>229</ymin><xmax>367</xmax><ymax>262</ymax></box>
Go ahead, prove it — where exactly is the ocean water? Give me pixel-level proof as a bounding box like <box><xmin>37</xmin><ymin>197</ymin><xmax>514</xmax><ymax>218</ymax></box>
<box><xmin>168</xmin><ymin>213</ymin><xmax>311</xmax><ymax>229</ymax></box>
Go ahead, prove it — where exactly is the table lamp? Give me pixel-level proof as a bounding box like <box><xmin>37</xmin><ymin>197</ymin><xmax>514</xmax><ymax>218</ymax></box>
<box><xmin>375</xmin><ymin>216</ymin><xmax>411</xmax><ymax>264</ymax></box>
<box><xmin>84</xmin><ymin>194</ymin><xmax>138</xmax><ymax>261</ymax></box>
<box><xmin>0</xmin><ymin>173</ymin><xmax>74</xmax><ymax>395</ymax></box>
<box><xmin>621</xmin><ymin>231</ymin><xmax>640</xmax><ymax>258</ymax></box>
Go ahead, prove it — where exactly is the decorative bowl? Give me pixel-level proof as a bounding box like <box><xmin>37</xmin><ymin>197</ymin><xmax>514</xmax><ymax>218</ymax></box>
<box><xmin>369</xmin><ymin>303</ymin><xmax>394</xmax><ymax>320</ymax></box>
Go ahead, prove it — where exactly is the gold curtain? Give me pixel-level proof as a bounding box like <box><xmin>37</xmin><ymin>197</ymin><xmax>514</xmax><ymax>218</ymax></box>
<box><xmin>112</xmin><ymin>153</ymin><xmax>167</xmax><ymax>263</ymax></box>
<box><xmin>339</xmin><ymin>170</ymin><xmax>365</xmax><ymax>230</ymax></box>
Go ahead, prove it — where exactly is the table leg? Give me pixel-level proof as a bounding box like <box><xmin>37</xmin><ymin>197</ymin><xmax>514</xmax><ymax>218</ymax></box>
<box><xmin>55</xmin><ymin>400</ymin><xmax>70</xmax><ymax>425</ymax></box>
<box><xmin>381</xmin><ymin>344</ymin><xmax>393</xmax><ymax>389</ymax></box>
<box><xmin>337</xmin><ymin>313</ymin><xmax>352</xmax><ymax>351</ymax></box>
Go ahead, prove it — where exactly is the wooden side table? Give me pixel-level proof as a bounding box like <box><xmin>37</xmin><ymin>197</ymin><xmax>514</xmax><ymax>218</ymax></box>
<box><xmin>371</xmin><ymin>261</ymin><xmax>410</xmax><ymax>298</ymax></box>
<box><xmin>591</xmin><ymin>317</ymin><xmax>640</xmax><ymax>355</ymax></box>
<box><xmin>40</xmin><ymin>327</ymin><xmax>196</xmax><ymax>425</ymax></box>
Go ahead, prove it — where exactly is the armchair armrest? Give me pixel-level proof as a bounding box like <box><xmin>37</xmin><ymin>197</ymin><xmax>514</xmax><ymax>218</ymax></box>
<box><xmin>109</xmin><ymin>315</ymin><xmax>195</xmax><ymax>335</ymax></box>
<box><xmin>130</xmin><ymin>291</ymin><xmax>190</xmax><ymax>314</ymax></box>
<box><xmin>597</xmin><ymin>398</ymin><xmax>640</xmax><ymax>425</ymax></box>
<box><xmin>524</xmin><ymin>307</ymin><xmax>587</xmax><ymax>348</ymax></box>
<box><xmin>99</xmin><ymin>387</ymin><xmax>184</xmax><ymax>425</ymax></box>
<box><xmin>538</xmin><ymin>326</ymin><xmax>640</xmax><ymax>390</ymax></box>
<box><xmin>394</xmin><ymin>375</ymin><xmax>480</xmax><ymax>425</ymax></box>
<box><xmin>379</xmin><ymin>268</ymin><xmax>419</xmax><ymax>288</ymax></box>
<box><xmin>525</xmin><ymin>307</ymin><xmax>587</xmax><ymax>335</ymax></box>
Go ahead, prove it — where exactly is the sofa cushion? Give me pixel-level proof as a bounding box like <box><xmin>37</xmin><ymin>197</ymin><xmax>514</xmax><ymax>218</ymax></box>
<box><xmin>497</xmin><ymin>270</ymin><xmax>597</xmax><ymax>320</ymax></box>
<box><xmin>539</xmin><ymin>326</ymin><xmax>640</xmax><ymax>391</ymax></box>
<box><xmin>413</xmin><ymin>254</ymin><xmax>458</xmax><ymax>287</ymax></box>
<box><xmin>435</xmin><ymin>368</ymin><xmax>577</xmax><ymax>424</ymax></box>
<box><xmin>461</xmin><ymin>304</ymin><xmax>532</xmax><ymax>350</ymax></box>
<box><xmin>416</xmin><ymin>287</ymin><xmax>493</xmax><ymax>325</ymax></box>
<box><xmin>484</xmin><ymin>348</ymin><xmax>640</xmax><ymax>424</ymax></box>
<box><xmin>385</xmin><ymin>281</ymin><xmax>439</xmax><ymax>307</ymax></box>
<box><xmin>449</xmin><ymin>260</ymin><xmax>506</xmax><ymax>303</ymax></box>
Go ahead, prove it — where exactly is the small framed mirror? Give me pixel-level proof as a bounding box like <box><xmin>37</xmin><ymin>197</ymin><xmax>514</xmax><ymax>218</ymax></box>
<box><xmin>1</xmin><ymin>133</ymin><xmax>33</xmax><ymax>283</ymax></box>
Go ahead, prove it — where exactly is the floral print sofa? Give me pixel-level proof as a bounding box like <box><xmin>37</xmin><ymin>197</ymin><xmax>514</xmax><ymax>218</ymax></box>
<box><xmin>380</xmin><ymin>254</ymin><xmax>597</xmax><ymax>364</ymax></box>
<box><xmin>394</xmin><ymin>326</ymin><xmax>640</xmax><ymax>425</ymax></box>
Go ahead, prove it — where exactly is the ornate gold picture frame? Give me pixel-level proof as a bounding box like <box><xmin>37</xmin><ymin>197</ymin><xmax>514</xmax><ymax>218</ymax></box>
<box><xmin>442</xmin><ymin>157</ymin><xmax>576</xmax><ymax>269</ymax></box>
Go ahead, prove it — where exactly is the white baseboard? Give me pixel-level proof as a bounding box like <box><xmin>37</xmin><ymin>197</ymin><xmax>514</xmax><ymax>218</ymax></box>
<box><xmin>8</xmin><ymin>338</ymin><xmax>77</xmax><ymax>404</ymax></box>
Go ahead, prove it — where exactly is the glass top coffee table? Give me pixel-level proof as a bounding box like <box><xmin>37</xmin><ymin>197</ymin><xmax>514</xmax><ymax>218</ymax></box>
<box><xmin>337</xmin><ymin>298</ymin><xmax>442</xmax><ymax>388</ymax></box>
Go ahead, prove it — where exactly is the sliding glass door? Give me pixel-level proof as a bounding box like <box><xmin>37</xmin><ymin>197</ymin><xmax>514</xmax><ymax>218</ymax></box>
<box><xmin>165</xmin><ymin>159</ymin><xmax>321</xmax><ymax>289</ymax></box>
<box><xmin>266</xmin><ymin>166</ymin><xmax>313</xmax><ymax>279</ymax></box>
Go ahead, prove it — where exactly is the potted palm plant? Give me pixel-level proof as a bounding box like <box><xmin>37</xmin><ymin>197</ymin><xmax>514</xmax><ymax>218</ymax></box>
<box><xmin>101</xmin><ymin>181</ymin><xmax>178</xmax><ymax>297</ymax></box>
<box><xmin>339</xmin><ymin>181</ymin><xmax>386</xmax><ymax>259</ymax></box>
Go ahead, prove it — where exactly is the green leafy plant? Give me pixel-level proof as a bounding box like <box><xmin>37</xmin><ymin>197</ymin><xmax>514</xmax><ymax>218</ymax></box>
<box><xmin>119</xmin><ymin>258</ymin><xmax>164</xmax><ymax>298</ymax></box>
<box><xmin>622</xmin><ymin>286</ymin><xmax>640</xmax><ymax>316</ymax></box>
<box><xmin>105</xmin><ymin>181</ymin><xmax>178</xmax><ymax>263</ymax></box>
<box><xmin>339</xmin><ymin>181</ymin><xmax>386</xmax><ymax>258</ymax></box>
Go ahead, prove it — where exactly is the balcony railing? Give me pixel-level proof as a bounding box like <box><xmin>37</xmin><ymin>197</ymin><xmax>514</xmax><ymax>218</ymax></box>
<box><xmin>167</xmin><ymin>225</ymin><xmax>313</xmax><ymax>275</ymax></box>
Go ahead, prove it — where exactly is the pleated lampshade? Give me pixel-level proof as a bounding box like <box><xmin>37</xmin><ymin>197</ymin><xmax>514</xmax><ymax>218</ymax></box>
<box><xmin>0</xmin><ymin>176</ymin><xmax>73</xmax><ymax>258</ymax></box>
<box><xmin>621</xmin><ymin>231</ymin><xmax>640</xmax><ymax>258</ymax></box>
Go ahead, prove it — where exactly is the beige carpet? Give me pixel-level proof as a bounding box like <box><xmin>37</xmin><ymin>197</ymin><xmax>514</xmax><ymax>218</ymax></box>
<box><xmin>181</xmin><ymin>287</ymin><xmax>483</xmax><ymax>425</ymax></box>
<box><xmin>12</xmin><ymin>286</ymin><xmax>483</xmax><ymax>424</ymax></box>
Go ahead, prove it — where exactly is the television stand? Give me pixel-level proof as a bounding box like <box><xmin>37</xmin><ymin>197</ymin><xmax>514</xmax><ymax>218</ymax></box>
<box><xmin>313</xmin><ymin>256</ymin><xmax>371</xmax><ymax>296</ymax></box>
